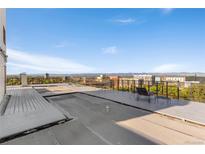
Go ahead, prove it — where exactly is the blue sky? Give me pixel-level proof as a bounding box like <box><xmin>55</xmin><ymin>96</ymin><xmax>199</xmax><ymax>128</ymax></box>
<box><xmin>7</xmin><ymin>8</ymin><xmax>205</xmax><ymax>74</ymax></box>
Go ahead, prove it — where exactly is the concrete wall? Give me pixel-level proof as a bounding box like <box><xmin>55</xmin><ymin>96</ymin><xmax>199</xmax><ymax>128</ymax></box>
<box><xmin>20</xmin><ymin>73</ymin><xmax>28</xmax><ymax>86</ymax></box>
<box><xmin>0</xmin><ymin>9</ymin><xmax>6</xmax><ymax>103</ymax></box>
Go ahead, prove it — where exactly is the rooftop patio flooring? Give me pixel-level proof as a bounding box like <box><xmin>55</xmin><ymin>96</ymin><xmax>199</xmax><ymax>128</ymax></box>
<box><xmin>83</xmin><ymin>90</ymin><xmax>205</xmax><ymax>126</ymax></box>
<box><xmin>2</xmin><ymin>86</ymin><xmax>205</xmax><ymax>144</ymax></box>
<box><xmin>5</xmin><ymin>92</ymin><xmax>205</xmax><ymax>145</ymax></box>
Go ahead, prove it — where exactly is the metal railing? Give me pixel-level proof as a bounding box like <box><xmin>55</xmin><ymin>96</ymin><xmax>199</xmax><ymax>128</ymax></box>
<box><xmin>82</xmin><ymin>79</ymin><xmax>205</xmax><ymax>103</ymax></box>
<box><xmin>7</xmin><ymin>76</ymin><xmax>205</xmax><ymax>103</ymax></box>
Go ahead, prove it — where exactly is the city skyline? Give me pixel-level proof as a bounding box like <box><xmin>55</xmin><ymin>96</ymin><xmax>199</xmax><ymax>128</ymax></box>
<box><xmin>7</xmin><ymin>8</ymin><xmax>205</xmax><ymax>74</ymax></box>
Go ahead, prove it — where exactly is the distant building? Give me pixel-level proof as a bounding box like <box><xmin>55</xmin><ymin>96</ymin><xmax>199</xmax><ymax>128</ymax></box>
<box><xmin>82</xmin><ymin>76</ymin><xmax>97</xmax><ymax>85</ymax></box>
<box><xmin>109</xmin><ymin>76</ymin><xmax>119</xmax><ymax>81</ymax></box>
<box><xmin>186</xmin><ymin>76</ymin><xmax>205</xmax><ymax>84</ymax></box>
<box><xmin>96</xmin><ymin>74</ymin><xmax>106</xmax><ymax>82</ymax></box>
<box><xmin>109</xmin><ymin>76</ymin><xmax>135</xmax><ymax>89</ymax></box>
<box><xmin>0</xmin><ymin>9</ymin><xmax>6</xmax><ymax>103</ymax></box>
<box><xmin>161</xmin><ymin>76</ymin><xmax>186</xmax><ymax>83</ymax></box>
<box><xmin>109</xmin><ymin>76</ymin><xmax>120</xmax><ymax>89</ymax></box>
<box><xmin>184</xmin><ymin>81</ymin><xmax>200</xmax><ymax>88</ymax></box>
<box><xmin>133</xmin><ymin>74</ymin><xmax>155</xmax><ymax>85</ymax></box>
<box><xmin>110</xmin><ymin>75</ymin><xmax>156</xmax><ymax>89</ymax></box>
<box><xmin>119</xmin><ymin>77</ymin><xmax>135</xmax><ymax>88</ymax></box>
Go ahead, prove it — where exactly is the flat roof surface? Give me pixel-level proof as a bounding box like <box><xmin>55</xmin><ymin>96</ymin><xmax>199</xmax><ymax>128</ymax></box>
<box><xmin>3</xmin><ymin>91</ymin><xmax>205</xmax><ymax>144</ymax></box>
<box><xmin>34</xmin><ymin>83</ymin><xmax>100</xmax><ymax>97</ymax></box>
<box><xmin>84</xmin><ymin>90</ymin><xmax>205</xmax><ymax>126</ymax></box>
<box><xmin>2</xmin><ymin>93</ymin><xmax>158</xmax><ymax>144</ymax></box>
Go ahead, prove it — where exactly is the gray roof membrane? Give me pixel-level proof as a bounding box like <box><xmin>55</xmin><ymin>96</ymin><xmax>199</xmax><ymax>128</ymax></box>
<box><xmin>0</xmin><ymin>87</ymin><xmax>67</xmax><ymax>141</ymax></box>
<box><xmin>83</xmin><ymin>90</ymin><xmax>205</xmax><ymax>126</ymax></box>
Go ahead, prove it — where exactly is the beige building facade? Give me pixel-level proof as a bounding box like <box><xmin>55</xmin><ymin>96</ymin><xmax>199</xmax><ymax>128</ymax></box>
<box><xmin>161</xmin><ymin>76</ymin><xmax>186</xmax><ymax>83</ymax></box>
<box><xmin>133</xmin><ymin>74</ymin><xmax>155</xmax><ymax>85</ymax></box>
<box><xmin>0</xmin><ymin>9</ymin><xmax>6</xmax><ymax>103</ymax></box>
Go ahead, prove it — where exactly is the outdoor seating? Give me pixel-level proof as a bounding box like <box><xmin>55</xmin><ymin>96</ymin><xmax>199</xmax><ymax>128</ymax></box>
<box><xmin>135</xmin><ymin>87</ymin><xmax>156</xmax><ymax>102</ymax></box>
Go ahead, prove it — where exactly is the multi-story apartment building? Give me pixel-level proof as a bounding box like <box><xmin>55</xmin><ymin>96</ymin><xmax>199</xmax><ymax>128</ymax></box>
<box><xmin>109</xmin><ymin>76</ymin><xmax>135</xmax><ymax>89</ymax></box>
<box><xmin>0</xmin><ymin>9</ymin><xmax>6</xmax><ymax>103</ymax></box>
<box><xmin>133</xmin><ymin>74</ymin><xmax>155</xmax><ymax>85</ymax></box>
<box><xmin>119</xmin><ymin>76</ymin><xmax>135</xmax><ymax>88</ymax></box>
<box><xmin>160</xmin><ymin>76</ymin><xmax>186</xmax><ymax>83</ymax></box>
<box><xmin>109</xmin><ymin>76</ymin><xmax>119</xmax><ymax>89</ymax></box>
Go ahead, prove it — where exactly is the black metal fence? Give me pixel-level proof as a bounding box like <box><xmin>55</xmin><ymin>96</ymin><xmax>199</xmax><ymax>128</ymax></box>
<box><xmin>7</xmin><ymin>75</ymin><xmax>205</xmax><ymax>103</ymax></box>
<box><xmin>85</xmin><ymin>79</ymin><xmax>205</xmax><ymax>103</ymax></box>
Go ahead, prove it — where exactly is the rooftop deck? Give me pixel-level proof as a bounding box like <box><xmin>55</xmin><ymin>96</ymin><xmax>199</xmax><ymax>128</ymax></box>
<box><xmin>1</xmin><ymin>85</ymin><xmax>205</xmax><ymax>144</ymax></box>
<box><xmin>84</xmin><ymin>90</ymin><xmax>205</xmax><ymax>126</ymax></box>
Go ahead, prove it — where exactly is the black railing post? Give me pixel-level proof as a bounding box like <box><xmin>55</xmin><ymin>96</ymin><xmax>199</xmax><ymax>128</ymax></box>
<box><xmin>148</xmin><ymin>81</ymin><xmax>150</xmax><ymax>93</ymax></box>
<box><xmin>122</xmin><ymin>80</ymin><xmax>124</xmax><ymax>90</ymax></box>
<box><xmin>117</xmin><ymin>78</ymin><xmax>119</xmax><ymax>91</ymax></box>
<box><xmin>177</xmin><ymin>81</ymin><xmax>180</xmax><ymax>100</ymax></box>
<box><xmin>139</xmin><ymin>80</ymin><xmax>143</xmax><ymax>88</ymax></box>
<box><xmin>128</xmin><ymin>80</ymin><xmax>129</xmax><ymax>91</ymax></box>
<box><xmin>127</xmin><ymin>80</ymin><xmax>129</xmax><ymax>91</ymax></box>
<box><xmin>110</xmin><ymin>80</ymin><xmax>113</xmax><ymax>89</ymax></box>
<box><xmin>141</xmin><ymin>80</ymin><xmax>143</xmax><ymax>88</ymax></box>
<box><xmin>128</xmin><ymin>80</ymin><xmax>130</xmax><ymax>92</ymax></box>
<box><xmin>166</xmin><ymin>81</ymin><xmax>168</xmax><ymax>99</ymax></box>
<box><xmin>156</xmin><ymin>81</ymin><xmax>159</xmax><ymax>97</ymax></box>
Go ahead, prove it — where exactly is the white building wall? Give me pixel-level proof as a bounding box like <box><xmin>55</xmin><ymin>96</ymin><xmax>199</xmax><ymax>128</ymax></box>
<box><xmin>0</xmin><ymin>9</ymin><xmax>6</xmax><ymax>103</ymax></box>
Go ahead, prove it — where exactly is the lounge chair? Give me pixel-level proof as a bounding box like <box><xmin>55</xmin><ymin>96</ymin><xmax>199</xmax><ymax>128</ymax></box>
<box><xmin>135</xmin><ymin>87</ymin><xmax>156</xmax><ymax>102</ymax></box>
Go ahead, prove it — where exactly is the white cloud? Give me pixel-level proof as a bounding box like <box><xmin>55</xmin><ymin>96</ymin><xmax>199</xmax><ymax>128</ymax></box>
<box><xmin>114</xmin><ymin>18</ymin><xmax>136</xmax><ymax>24</ymax></box>
<box><xmin>112</xmin><ymin>17</ymin><xmax>146</xmax><ymax>25</ymax></box>
<box><xmin>153</xmin><ymin>64</ymin><xmax>184</xmax><ymax>72</ymax></box>
<box><xmin>7</xmin><ymin>48</ymin><xmax>94</xmax><ymax>74</ymax></box>
<box><xmin>102</xmin><ymin>46</ymin><xmax>118</xmax><ymax>55</ymax></box>
<box><xmin>161</xmin><ymin>8</ymin><xmax>174</xmax><ymax>14</ymax></box>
